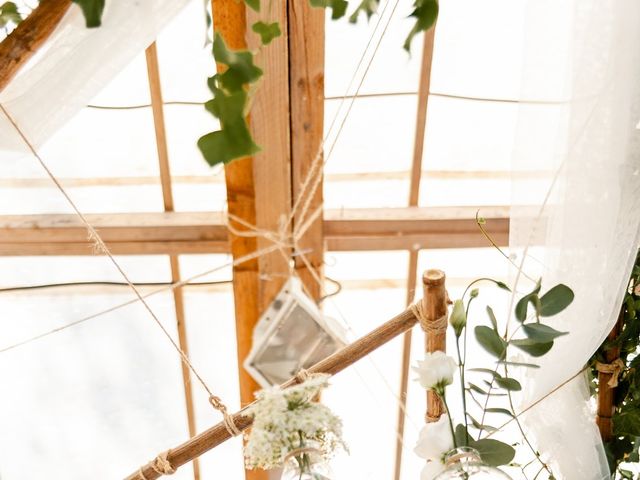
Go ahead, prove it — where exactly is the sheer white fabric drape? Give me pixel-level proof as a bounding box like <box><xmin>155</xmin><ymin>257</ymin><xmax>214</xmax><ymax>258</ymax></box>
<box><xmin>0</xmin><ymin>0</ymin><xmax>191</xmax><ymax>152</ymax></box>
<box><xmin>509</xmin><ymin>1</ymin><xmax>640</xmax><ymax>478</ymax></box>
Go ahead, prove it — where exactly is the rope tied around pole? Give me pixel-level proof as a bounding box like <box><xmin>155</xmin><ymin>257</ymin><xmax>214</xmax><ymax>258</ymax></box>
<box><xmin>410</xmin><ymin>300</ymin><xmax>448</xmax><ymax>335</ymax></box>
<box><xmin>595</xmin><ymin>358</ymin><xmax>626</xmax><ymax>388</ymax></box>
<box><xmin>209</xmin><ymin>395</ymin><xmax>242</xmax><ymax>436</ymax></box>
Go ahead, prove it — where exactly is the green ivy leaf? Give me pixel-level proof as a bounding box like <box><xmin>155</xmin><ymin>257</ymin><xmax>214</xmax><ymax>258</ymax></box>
<box><xmin>613</xmin><ymin>407</ymin><xmax>640</xmax><ymax>436</ymax></box>
<box><xmin>472</xmin><ymin>438</ymin><xmax>516</xmax><ymax>466</ymax></box>
<box><xmin>348</xmin><ymin>0</ymin><xmax>379</xmax><ymax>23</ymax></box>
<box><xmin>251</xmin><ymin>21</ymin><xmax>281</xmax><ymax>45</ymax></box>
<box><xmin>72</xmin><ymin>0</ymin><xmax>105</xmax><ymax>28</ymax></box>
<box><xmin>495</xmin><ymin>377</ymin><xmax>522</xmax><ymax>391</ymax></box>
<box><xmin>486</xmin><ymin>305</ymin><xmax>498</xmax><ymax>331</ymax></box>
<box><xmin>522</xmin><ymin>323</ymin><xmax>568</xmax><ymax>342</ymax></box>
<box><xmin>213</xmin><ymin>34</ymin><xmax>263</xmax><ymax>91</ymax></box>
<box><xmin>0</xmin><ymin>2</ymin><xmax>22</xmax><ymax>28</ymax></box>
<box><xmin>198</xmin><ymin>90</ymin><xmax>261</xmax><ymax>166</ymax></box>
<box><xmin>510</xmin><ymin>338</ymin><xmax>554</xmax><ymax>357</ymax></box>
<box><xmin>244</xmin><ymin>0</ymin><xmax>260</xmax><ymax>12</ymax></box>
<box><xmin>403</xmin><ymin>0</ymin><xmax>438</xmax><ymax>52</ymax></box>
<box><xmin>539</xmin><ymin>284</ymin><xmax>574</xmax><ymax>317</ymax></box>
<box><xmin>475</xmin><ymin>326</ymin><xmax>507</xmax><ymax>359</ymax></box>
<box><xmin>309</xmin><ymin>0</ymin><xmax>349</xmax><ymax>20</ymax></box>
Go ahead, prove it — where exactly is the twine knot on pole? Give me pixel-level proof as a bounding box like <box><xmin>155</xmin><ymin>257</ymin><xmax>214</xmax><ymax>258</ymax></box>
<box><xmin>295</xmin><ymin>368</ymin><xmax>311</xmax><ymax>382</ymax></box>
<box><xmin>410</xmin><ymin>300</ymin><xmax>448</xmax><ymax>334</ymax></box>
<box><xmin>151</xmin><ymin>451</ymin><xmax>176</xmax><ymax>475</ymax></box>
<box><xmin>209</xmin><ymin>395</ymin><xmax>242</xmax><ymax>437</ymax></box>
<box><xmin>595</xmin><ymin>358</ymin><xmax>626</xmax><ymax>388</ymax></box>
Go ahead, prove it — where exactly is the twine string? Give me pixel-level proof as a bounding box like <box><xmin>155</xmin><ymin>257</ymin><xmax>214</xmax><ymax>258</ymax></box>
<box><xmin>410</xmin><ymin>301</ymin><xmax>448</xmax><ymax>334</ymax></box>
<box><xmin>595</xmin><ymin>359</ymin><xmax>626</xmax><ymax>388</ymax></box>
<box><xmin>150</xmin><ymin>451</ymin><xmax>176</xmax><ymax>475</ymax></box>
<box><xmin>209</xmin><ymin>395</ymin><xmax>242</xmax><ymax>436</ymax></box>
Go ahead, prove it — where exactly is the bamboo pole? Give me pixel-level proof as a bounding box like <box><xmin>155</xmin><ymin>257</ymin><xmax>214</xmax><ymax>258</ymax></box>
<box><xmin>422</xmin><ymin>269</ymin><xmax>448</xmax><ymax>422</ymax></box>
<box><xmin>596</xmin><ymin>310</ymin><xmax>624</xmax><ymax>441</ymax></box>
<box><xmin>124</xmin><ymin>308</ymin><xmax>419</xmax><ymax>480</ymax></box>
<box><xmin>0</xmin><ymin>0</ymin><xmax>71</xmax><ymax>92</ymax></box>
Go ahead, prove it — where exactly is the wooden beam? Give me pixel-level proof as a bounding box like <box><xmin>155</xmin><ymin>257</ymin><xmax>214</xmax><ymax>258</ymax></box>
<box><xmin>0</xmin><ymin>207</ymin><xmax>511</xmax><ymax>255</ymax></box>
<box><xmin>125</xmin><ymin>307</ymin><xmax>420</xmax><ymax>480</ymax></box>
<box><xmin>288</xmin><ymin>0</ymin><xmax>325</xmax><ymax>301</ymax></box>
<box><xmin>246</xmin><ymin>1</ymin><xmax>293</xmax><ymax>313</ymax></box>
<box><xmin>211</xmin><ymin>2</ymin><xmax>264</xmax><ymax>480</ymax></box>
<box><xmin>145</xmin><ymin>41</ymin><xmax>200</xmax><ymax>480</ymax></box>
<box><xmin>0</xmin><ymin>0</ymin><xmax>71</xmax><ymax>92</ymax></box>
<box><xmin>395</xmin><ymin>26</ymin><xmax>437</xmax><ymax>480</ymax></box>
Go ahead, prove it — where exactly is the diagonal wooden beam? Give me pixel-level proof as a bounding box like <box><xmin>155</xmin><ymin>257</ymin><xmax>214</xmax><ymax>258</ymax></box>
<box><xmin>0</xmin><ymin>0</ymin><xmax>71</xmax><ymax>92</ymax></box>
<box><xmin>145</xmin><ymin>41</ymin><xmax>200</xmax><ymax>480</ymax></box>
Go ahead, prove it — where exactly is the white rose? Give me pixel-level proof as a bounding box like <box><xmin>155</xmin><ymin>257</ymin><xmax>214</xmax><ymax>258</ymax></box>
<box><xmin>413</xmin><ymin>351</ymin><xmax>457</xmax><ymax>392</ymax></box>
<box><xmin>420</xmin><ymin>459</ymin><xmax>446</xmax><ymax>480</ymax></box>
<box><xmin>414</xmin><ymin>416</ymin><xmax>455</xmax><ymax>461</ymax></box>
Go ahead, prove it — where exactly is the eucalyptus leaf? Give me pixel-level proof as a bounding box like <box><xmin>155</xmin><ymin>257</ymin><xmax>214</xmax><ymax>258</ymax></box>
<box><xmin>522</xmin><ymin>323</ymin><xmax>568</xmax><ymax>342</ymax></box>
<box><xmin>485</xmin><ymin>407</ymin><xmax>514</xmax><ymax>418</ymax></box>
<box><xmin>539</xmin><ymin>284</ymin><xmax>574</xmax><ymax>317</ymax></box>
<box><xmin>467</xmin><ymin>382</ymin><xmax>488</xmax><ymax>395</ymax></box>
<box><xmin>475</xmin><ymin>325</ymin><xmax>507</xmax><ymax>359</ymax></box>
<box><xmin>472</xmin><ymin>438</ymin><xmax>516</xmax><ymax>466</ymax></box>
<box><xmin>515</xmin><ymin>279</ymin><xmax>542</xmax><ymax>321</ymax></box>
<box><xmin>72</xmin><ymin>0</ymin><xmax>105</xmax><ymax>28</ymax></box>
<box><xmin>252</xmin><ymin>21</ymin><xmax>282</xmax><ymax>45</ymax></box>
<box><xmin>469</xmin><ymin>368</ymin><xmax>500</xmax><ymax>379</ymax></box>
<box><xmin>495</xmin><ymin>377</ymin><xmax>522</xmax><ymax>391</ymax></box>
<box><xmin>497</xmin><ymin>360</ymin><xmax>540</xmax><ymax>369</ymax></box>
<box><xmin>486</xmin><ymin>305</ymin><xmax>498</xmax><ymax>331</ymax></box>
<box><xmin>510</xmin><ymin>338</ymin><xmax>554</xmax><ymax>357</ymax></box>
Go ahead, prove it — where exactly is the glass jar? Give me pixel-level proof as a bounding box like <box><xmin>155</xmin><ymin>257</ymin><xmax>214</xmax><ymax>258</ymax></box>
<box><xmin>434</xmin><ymin>447</ymin><xmax>514</xmax><ymax>479</ymax></box>
<box><xmin>281</xmin><ymin>447</ymin><xmax>332</xmax><ymax>480</ymax></box>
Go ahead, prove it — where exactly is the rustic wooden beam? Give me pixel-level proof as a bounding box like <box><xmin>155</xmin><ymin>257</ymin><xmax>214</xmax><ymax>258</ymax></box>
<box><xmin>246</xmin><ymin>1</ymin><xmax>293</xmax><ymax>313</ymax></box>
<box><xmin>0</xmin><ymin>207</ymin><xmax>511</xmax><ymax>255</ymax></box>
<box><xmin>125</xmin><ymin>307</ymin><xmax>420</xmax><ymax>480</ymax></box>
<box><xmin>145</xmin><ymin>41</ymin><xmax>200</xmax><ymax>480</ymax></box>
<box><xmin>395</xmin><ymin>26</ymin><xmax>437</xmax><ymax>480</ymax></box>
<box><xmin>288</xmin><ymin>0</ymin><xmax>325</xmax><ymax>301</ymax></box>
<box><xmin>211</xmin><ymin>2</ymin><xmax>264</xmax><ymax>480</ymax></box>
<box><xmin>0</xmin><ymin>0</ymin><xmax>71</xmax><ymax>92</ymax></box>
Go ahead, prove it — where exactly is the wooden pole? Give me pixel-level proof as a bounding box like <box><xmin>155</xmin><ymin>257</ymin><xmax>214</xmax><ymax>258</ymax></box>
<box><xmin>125</xmin><ymin>308</ymin><xmax>419</xmax><ymax>480</ymax></box>
<box><xmin>144</xmin><ymin>42</ymin><xmax>200</xmax><ymax>480</ymax></box>
<box><xmin>0</xmin><ymin>0</ymin><xmax>71</xmax><ymax>92</ymax></box>
<box><xmin>596</xmin><ymin>310</ymin><xmax>624</xmax><ymax>441</ymax></box>
<box><xmin>422</xmin><ymin>269</ymin><xmax>448</xmax><ymax>422</ymax></box>
<box><xmin>394</xmin><ymin>26</ymin><xmax>437</xmax><ymax>480</ymax></box>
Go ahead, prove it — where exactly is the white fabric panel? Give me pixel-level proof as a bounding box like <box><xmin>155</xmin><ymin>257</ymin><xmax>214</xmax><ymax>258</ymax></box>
<box><xmin>509</xmin><ymin>1</ymin><xmax>640</xmax><ymax>478</ymax></box>
<box><xmin>0</xmin><ymin>0</ymin><xmax>192</xmax><ymax>151</ymax></box>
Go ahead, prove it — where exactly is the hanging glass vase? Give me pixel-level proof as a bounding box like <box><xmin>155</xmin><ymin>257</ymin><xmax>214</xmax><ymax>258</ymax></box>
<box><xmin>281</xmin><ymin>446</ymin><xmax>332</xmax><ymax>480</ymax></box>
<box><xmin>434</xmin><ymin>447</ymin><xmax>514</xmax><ymax>479</ymax></box>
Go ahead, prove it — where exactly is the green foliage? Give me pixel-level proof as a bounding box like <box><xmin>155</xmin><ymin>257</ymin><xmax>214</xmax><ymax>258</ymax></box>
<box><xmin>592</xmin><ymin>250</ymin><xmax>640</xmax><ymax>478</ymax></box>
<box><xmin>309</xmin><ymin>0</ymin><xmax>348</xmax><ymax>20</ymax></box>
<box><xmin>403</xmin><ymin>0</ymin><xmax>439</xmax><ymax>51</ymax></box>
<box><xmin>454</xmin><ymin>424</ymin><xmax>515</xmax><ymax>466</ymax></box>
<box><xmin>0</xmin><ymin>1</ymin><xmax>22</xmax><ymax>29</ymax></box>
<box><xmin>475</xmin><ymin>325</ymin><xmax>506</xmax><ymax>359</ymax></box>
<box><xmin>348</xmin><ymin>0</ymin><xmax>379</xmax><ymax>23</ymax></box>
<box><xmin>72</xmin><ymin>0</ymin><xmax>105</xmax><ymax>28</ymax></box>
<box><xmin>244</xmin><ymin>0</ymin><xmax>260</xmax><ymax>12</ymax></box>
<box><xmin>198</xmin><ymin>34</ymin><xmax>262</xmax><ymax>166</ymax></box>
<box><xmin>252</xmin><ymin>21</ymin><xmax>281</xmax><ymax>45</ymax></box>
<box><xmin>539</xmin><ymin>284</ymin><xmax>575</xmax><ymax>317</ymax></box>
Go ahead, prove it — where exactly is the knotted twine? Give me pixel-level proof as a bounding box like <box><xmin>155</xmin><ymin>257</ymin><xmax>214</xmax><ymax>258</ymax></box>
<box><xmin>137</xmin><ymin>450</ymin><xmax>176</xmax><ymax>479</ymax></box>
<box><xmin>410</xmin><ymin>300</ymin><xmax>448</xmax><ymax>335</ymax></box>
<box><xmin>595</xmin><ymin>358</ymin><xmax>626</xmax><ymax>388</ymax></box>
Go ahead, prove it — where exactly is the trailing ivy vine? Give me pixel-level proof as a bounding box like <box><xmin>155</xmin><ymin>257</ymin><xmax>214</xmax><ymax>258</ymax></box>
<box><xmin>591</xmin><ymin>250</ymin><xmax>640</xmax><ymax>479</ymax></box>
<box><xmin>15</xmin><ymin>0</ymin><xmax>437</xmax><ymax>166</ymax></box>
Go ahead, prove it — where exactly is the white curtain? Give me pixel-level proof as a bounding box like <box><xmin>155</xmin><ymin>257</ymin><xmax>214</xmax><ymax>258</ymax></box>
<box><xmin>509</xmin><ymin>1</ymin><xmax>640</xmax><ymax>478</ymax></box>
<box><xmin>0</xmin><ymin>0</ymin><xmax>191</xmax><ymax>152</ymax></box>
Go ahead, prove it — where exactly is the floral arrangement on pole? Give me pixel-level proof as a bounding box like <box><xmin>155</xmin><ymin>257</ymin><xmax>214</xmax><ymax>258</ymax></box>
<box><xmin>414</xmin><ymin>279</ymin><xmax>575</xmax><ymax>479</ymax></box>
<box><xmin>244</xmin><ymin>374</ymin><xmax>346</xmax><ymax>479</ymax></box>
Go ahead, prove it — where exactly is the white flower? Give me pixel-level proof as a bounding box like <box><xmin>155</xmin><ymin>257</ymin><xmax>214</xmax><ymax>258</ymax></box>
<box><xmin>421</xmin><ymin>459</ymin><xmax>445</xmax><ymax>480</ymax></box>
<box><xmin>414</xmin><ymin>416</ymin><xmax>454</xmax><ymax>461</ymax></box>
<box><xmin>413</xmin><ymin>351</ymin><xmax>457</xmax><ymax>392</ymax></box>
